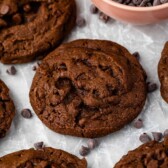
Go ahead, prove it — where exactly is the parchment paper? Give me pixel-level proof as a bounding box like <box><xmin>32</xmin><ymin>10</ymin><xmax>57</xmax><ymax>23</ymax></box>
<box><xmin>0</xmin><ymin>0</ymin><xmax>168</xmax><ymax>167</ymax></box>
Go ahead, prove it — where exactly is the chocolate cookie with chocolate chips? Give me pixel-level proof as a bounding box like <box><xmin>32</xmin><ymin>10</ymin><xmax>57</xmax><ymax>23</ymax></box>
<box><xmin>158</xmin><ymin>42</ymin><xmax>168</xmax><ymax>103</ymax></box>
<box><xmin>0</xmin><ymin>147</ymin><xmax>87</xmax><ymax>167</ymax></box>
<box><xmin>30</xmin><ymin>39</ymin><xmax>147</xmax><ymax>138</ymax></box>
<box><xmin>0</xmin><ymin>0</ymin><xmax>76</xmax><ymax>64</ymax></box>
<box><xmin>114</xmin><ymin>138</ymin><xmax>168</xmax><ymax>168</ymax></box>
<box><xmin>0</xmin><ymin>79</ymin><xmax>15</xmax><ymax>138</ymax></box>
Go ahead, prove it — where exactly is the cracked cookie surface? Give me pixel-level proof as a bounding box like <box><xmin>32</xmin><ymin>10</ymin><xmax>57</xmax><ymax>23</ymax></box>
<box><xmin>0</xmin><ymin>79</ymin><xmax>15</xmax><ymax>138</ymax></box>
<box><xmin>158</xmin><ymin>42</ymin><xmax>168</xmax><ymax>103</ymax></box>
<box><xmin>0</xmin><ymin>0</ymin><xmax>76</xmax><ymax>64</ymax></box>
<box><xmin>30</xmin><ymin>39</ymin><xmax>147</xmax><ymax>138</ymax></box>
<box><xmin>0</xmin><ymin>147</ymin><xmax>87</xmax><ymax>167</ymax></box>
<box><xmin>114</xmin><ymin>138</ymin><xmax>168</xmax><ymax>168</ymax></box>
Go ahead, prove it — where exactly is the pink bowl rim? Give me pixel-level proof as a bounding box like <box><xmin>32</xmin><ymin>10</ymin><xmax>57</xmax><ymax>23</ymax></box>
<box><xmin>103</xmin><ymin>0</ymin><xmax>168</xmax><ymax>11</ymax></box>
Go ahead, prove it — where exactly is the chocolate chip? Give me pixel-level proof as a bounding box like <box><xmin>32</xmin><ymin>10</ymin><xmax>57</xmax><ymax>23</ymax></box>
<box><xmin>133</xmin><ymin>119</ymin><xmax>143</xmax><ymax>129</ymax></box>
<box><xmin>12</xmin><ymin>13</ymin><xmax>22</xmax><ymax>25</ymax></box>
<box><xmin>164</xmin><ymin>129</ymin><xmax>168</xmax><ymax>137</ymax></box>
<box><xmin>152</xmin><ymin>132</ymin><xmax>163</xmax><ymax>141</ymax></box>
<box><xmin>23</xmin><ymin>4</ymin><xmax>31</xmax><ymax>13</ymax></box>
<box><xmin>6</xmin><ymin>66</ymin><xmax>17</xmax><ymax>75</ymax></box>
<box><xmin>0</xmin><ymin>19</ymin><xmax>7</xmax><ymax>28</ymax></box>
<box><xmin>132</xmin><ymin>52</ymin><xmax>140</xmax><ymax>60</ymax></box>
<box><xmin>76</xmin><ymin>17</ymin><xmax>86</xmax><ymax>27</ymax></box>
<box><xmin>160</xmin><ymin>0</ymin><xmax>168</xmax><ymax>3</ymax></box>
<box><xmin>21</xmin><ymin>109</ymin><xmax>33</xmax><ymax>119</ymax></box>
<box><xmin>139</xmin><ymin>133</ymin><xmax>151</xmax><ymax>143</ymax></box>
<box><xmin>90</xmin><ymin>4</ymin><xmax>98</xmax><ymax>14</ymax></box>
<box><xmin>87</xmin><ymin>139</ymin><xmax>99</xmax><ymax>149</ymax></box>
<box><xmin>140</xmin><ymin>0</ymin><xmax>150</xmax><ymax>6</ymax></box>
<box><xmin>133</xmin><ymin>0</ymin><xmax>142</xmax><ymax>5</ymax></box>
<box><xmin>153</xmin><ymin>0</ymin><xmax>161</xmax><ymax>5</ymax></box>
<box><xmin>99</xmin><ymin>12</ymin><xmax>110</xmax><ymax>23</ymax></box>
<box><xmin>147</xmin><ymin>83</ymin><xmax>158</xmax><ymax>93</ymax></box>
<box><xmin>34</xmin><ymin>142</ymin><xmax>44</xmax><ymax>150</ymax></box>
<box><xmin>0</xmin><ymin>4</ymin><xmax>10</xmax><ymax>15</ymax></box>
<box><xmin>79</xmin><ymin>146</ymin><xmax>90</xmax><ymax>156</ymax></box>
<box><xmin>32</xmin><ymin>66</ymin><xmax>37</xmax><ymax>71</ymax></box>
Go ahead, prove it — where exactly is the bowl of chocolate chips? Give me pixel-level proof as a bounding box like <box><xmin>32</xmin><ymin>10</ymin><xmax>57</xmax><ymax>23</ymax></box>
<box><xmin>92</xmin><ymin>0</ymin><xmax>168</xmax><ymax>25</ymax></box>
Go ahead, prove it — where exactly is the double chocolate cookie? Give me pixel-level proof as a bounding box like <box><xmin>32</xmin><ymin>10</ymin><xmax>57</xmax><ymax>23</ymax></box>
<box><xmin>158</xmin><ymin>42</ymin><xmax>168</xmax><ymax>103</ymax></box>
<box><xmin>0</xmin><ymin>0</ymin><xmax>76</xmax><ymax>64</ymax></box>
<box><xmin>114</xmin><ymin>138</ymin><xmax>168</xmax><ymax>168</ymax></box>
<box><xmin>0</xmin><ymin>147</ymin><xmax>87</xmax><ymax>167</ymax></box>
<box><xmin>30</xmin><ymin>39</ymin><xmax>147</xmax><ymax>138</ymax></box>
<box><xmin>0</xmin><ymin>79</ymin><xmax>15</xmax><ymax>138</ymax></box>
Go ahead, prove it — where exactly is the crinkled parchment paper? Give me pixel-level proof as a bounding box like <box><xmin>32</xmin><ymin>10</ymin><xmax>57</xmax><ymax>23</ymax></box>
<box><xmin>0</xmin><ymin>0</ymin><xmax>168</xmax><ymax>167</ymax></box>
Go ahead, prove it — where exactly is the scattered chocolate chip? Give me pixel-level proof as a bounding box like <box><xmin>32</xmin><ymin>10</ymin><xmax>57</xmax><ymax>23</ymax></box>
<box><xmin>90</xmin><ymin>4</ymin><xmax>98</xmax><ymax>14</ymax></box>
<box><xmin>76</xmin><ymin>17</ymin><xmax>86</xmax><ymax>27</ymax></box>
<box><xmin>79</xmin><ymin>146</ymin><xmax>90</xmax><ymax>156</ymax></box>
<box><xmin>152</xmin><ymin>132</ymin><xmax>163</xmax><ymax>141</ymax></box>
<box><xmin>34</xmin><ymin>142</ymin><xmax>44</xmax><ymax>150</ymax></box>
<box><xmin>21</xmin><ymin>109</ymin><xmax>33</xmax><ymax>119</ymax></box>
<box><xmin>87</xmin><ymin>139</ymin><xmax>99</xmax><ymax>149</ymax></box>
<box><xmin>6</xmin><ymin>66</ymin><xmax>17</xmax><ymax>75</ymax></box>
<box><xmin>32</xmin><ymin>65</ymin><xmax>37</xmax><ymax>71</ymax></box>
<box><xmin>132</xmin><ymin>52</ymin><xmax>140</xmax><ymax>60</ymax></box>
<box><xmin>99</xmin><ymin>12</ymin><xmax>110</xmax><ymax>23</ymax></box>
<box><xmin>0</xmin><ymin>4</ymin><xmax>10</xmax><ymax>15</ymax></box>
<box><xmin>12</xmin><ymin>13</ymin><xmax>22</xmax><ymax>25</ymax></box>
<box><xmin>164</xmin><ymin>129</ymin><xmax>168</xmax><ymax>137</ymax></box>
<box><xmin>133</xmin><ymin>119</ymin><xmax>143</xmax><ymax>129</ymax></box>
<box><xmin>23</xmin><ymin>4</ymin><xmax>31</xmax><ymax>12</ymax></box>
<box><xmin>147</xmin><ymin>82</ymin><xmax>158</xmax><ymax>93</ymax></box>
<box><xmin>139</xmin><ymin>133</ymin><xmax>151</xmax><ymax>143</ymax></box>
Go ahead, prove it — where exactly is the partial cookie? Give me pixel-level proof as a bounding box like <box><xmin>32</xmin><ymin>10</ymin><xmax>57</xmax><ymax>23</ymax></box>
<box><xmin>30</xmin><ymin>39</ymin><xmax>147</xmax><ymax>138</ymax></box>
<box><xmin>158</xmin><ymin>42</ymin><xmax>168</xmax><ymax>103</ymax></box>
<box><xmin>0</xmin><ymin>79</ymin><xmax>15</xmax><ymax>138</ymax></box>
<box><xmin>0</xmin><ymin>147</ymin><xmax>87</xmax><ymax>167</ymax></box>
<box><xmin>0</xmin><ymin>0</ymin><xmax>76</xmax><ymax>64</ymax></box>
<box><xmin>114</xmin><ymin>138</ymin><xmax>168</xmax><ymax>168</ymax></box>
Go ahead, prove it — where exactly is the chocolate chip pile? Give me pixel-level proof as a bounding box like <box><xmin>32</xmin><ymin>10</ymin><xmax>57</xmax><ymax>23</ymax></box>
<box><xmin>113</xmin><ymin>0</ymin><xmax>168</xmax><ymax>7</ymax></box>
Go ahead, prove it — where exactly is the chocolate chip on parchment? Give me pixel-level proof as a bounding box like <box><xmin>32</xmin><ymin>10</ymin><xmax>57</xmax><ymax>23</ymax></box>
<box><xmin>76</xmin><ymin>17</ymin><xmax>86</xmax><ymax>27</ymax></box>
<box><xmin>0</xmin><ymin>4</ymin><xmax>10</xmax><ymax>15</ymax></box>
<box><xmin>147</xmin><ymin>82</ymin><xmax>158</xmax><ymax>93</ymax></box>
<box><xmin>87</xmin><ymin>139</ymin><xmax>99</xmax><ymax>149</ymax></box>
<box><xmin>152</xmin><ymin>132</ymin><xmax>163</xmax><ymax>141</ymax></box>
<box><xmin>90</xmin><ymin>4</ymin><xmax>98</xmax><ymax>14</ymax></box>
<box><xmin>79</xmin><ymin>146</ymin><xmax>90</xmax><ymax>156</ymax></box>
<box><xmin>99</xmin><ymin>12</ymin><xmax>110</xmax><ymax>23</ymax></box>
<box><xmin>32</xmin><ymin>66</ymin><xmax>37</xmax><ymax>71</ymax></box>
<box><xmin>132</xmin><ymin>52</ymin><xmax>140</xmax><ymax>60</ymax></box>
<box><xmin>21</xmin><ymin>109</ymin><xmax>33</xmax><ymax>119</ymax></box>
<box><xmin>139</xmin><ymin>133</ymin><xmax>151</xmax><ymax>143</ymax></box>
<box><xmin>133</xmin><ymin>119</ymin><xmax>143</xmax><ymax>129</ymax></box>
<box><xmin>34</xmin><ymin>142</ymin><xmax>44</xmax><ymax>150</ymax></box>
<box><xmin>6</xmin><ymin>66</ymin><xmax>17</xmax><ymax>75</ymax></box>
<box><xmin>164</xmin><ymin>129</ymin><xmax>168</xmax><ymax>137</ymax></box>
